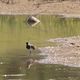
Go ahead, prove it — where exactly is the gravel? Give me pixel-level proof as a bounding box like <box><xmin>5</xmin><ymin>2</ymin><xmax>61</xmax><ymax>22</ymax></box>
<box><xmin>38</xmin><ymin>36</ymin><xmax>80</xmax><ymax>67</ymax></box>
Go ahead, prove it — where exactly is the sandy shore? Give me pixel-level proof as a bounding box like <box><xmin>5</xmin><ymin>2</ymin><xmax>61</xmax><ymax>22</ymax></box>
<box><xmin>38</xmin><ymin>36</ymin><xmax>80</xmax><ymax>67</ymax></box>
<box><xmin>0</xmin><ymin>0</ymin><xmax>80</xmax><ymax>16</ymax></box>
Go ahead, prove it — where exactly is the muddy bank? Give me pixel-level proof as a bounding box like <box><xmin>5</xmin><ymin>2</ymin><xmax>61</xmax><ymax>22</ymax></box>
<box><xmin>38</xmin><ymin>36</ymin><xmax>80</xmax><ymax>67</ymax></box>
<box><xmin>1</xmin><ymin>1</ymin><xmax>80</xmax><ymax>15</ymax></box>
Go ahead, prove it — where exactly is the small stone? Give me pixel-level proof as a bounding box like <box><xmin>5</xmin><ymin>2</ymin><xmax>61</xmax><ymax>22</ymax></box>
<box><xmin>27</xmin><ymin>16</ymin><xmax>40</xmax><ymax>26</ymax></box>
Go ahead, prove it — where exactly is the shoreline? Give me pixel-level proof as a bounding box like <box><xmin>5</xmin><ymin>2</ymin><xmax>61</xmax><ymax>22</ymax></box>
<box><xmin>0</xmin><ymin>13</ymin><xmax>80</xmax><ymax>19</ymax></box>
<box><xmin>38</xmin><ymin>36</ymin><xmax>80</xmax><ymax>67</ymax></box>
<box><xmin>0</xmin><ymin>1</ymin><xmax>80</xmax><ymax>17</ymax></box>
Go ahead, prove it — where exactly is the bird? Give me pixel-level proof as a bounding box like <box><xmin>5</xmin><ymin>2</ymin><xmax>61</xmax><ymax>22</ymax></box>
<box><xmin>26</xmin><ymin>42</ymin><xmax>35</xmax><ymax>53</ymax></box>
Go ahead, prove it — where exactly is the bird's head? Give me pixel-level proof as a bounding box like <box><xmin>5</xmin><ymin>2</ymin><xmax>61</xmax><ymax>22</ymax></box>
<box><xmin>26</xmin><ymin>42</ymin><xmax>28</xmax><ymax>45</ymax></box>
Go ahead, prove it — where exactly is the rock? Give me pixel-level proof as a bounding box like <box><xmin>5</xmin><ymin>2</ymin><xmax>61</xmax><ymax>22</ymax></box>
<box><xmin>27</xmin><ymin>16</ymin><xmax>40</xmax><ymax>26</ymax></box>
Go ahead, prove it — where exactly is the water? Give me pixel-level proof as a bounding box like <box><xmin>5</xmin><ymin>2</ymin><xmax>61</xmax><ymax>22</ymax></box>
<box><xmin>0</xmin><ymin>15</ymin><xmax>80</xmax><ymax>80</ymax></box>
<box><xmin>1</xmin><ymin>63</ymin><xmax>80</xmax><ymax>80</ymax></box>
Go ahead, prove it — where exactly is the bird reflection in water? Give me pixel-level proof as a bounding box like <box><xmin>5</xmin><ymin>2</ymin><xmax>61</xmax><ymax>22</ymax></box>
<box><xmin>19</xmin><ymin>58</ymin><xmax>35</xmax><ymax>70</ymax></box>
<box><xmin>26</xmin><ymin>59</ymin><xmax>35</xmax><ymax>69</ymax></box>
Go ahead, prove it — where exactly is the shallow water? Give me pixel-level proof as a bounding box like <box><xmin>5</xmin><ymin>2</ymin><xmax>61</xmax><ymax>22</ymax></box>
<box><xmin>0</xmin><ymin>62</ymin><xmax>80</xmax><ymax>80</ymax></box>
<box><xmin>0</xmin><ymin>15</ymin><xmax>80</xmax><ymax>80</ymax></box>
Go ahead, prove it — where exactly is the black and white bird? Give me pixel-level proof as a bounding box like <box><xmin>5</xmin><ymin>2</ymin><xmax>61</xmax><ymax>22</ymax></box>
<box><xmin>26</xmin><ymin>42</ymin><xmax>35</xmax><ymax>53</ymax></box>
